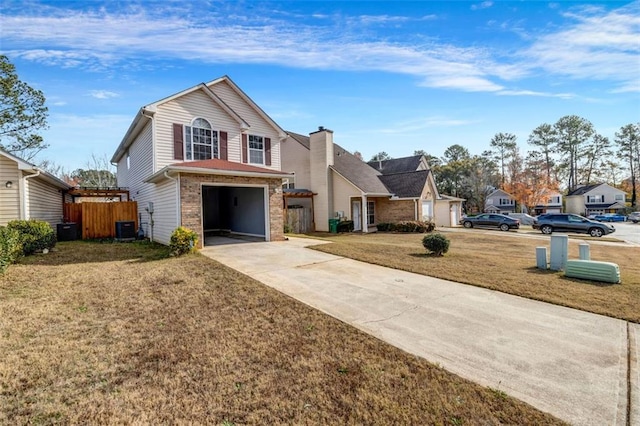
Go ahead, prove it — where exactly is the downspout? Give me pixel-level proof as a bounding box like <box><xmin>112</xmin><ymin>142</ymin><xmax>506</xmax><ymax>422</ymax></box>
<box><xmin>21</xmin><ymin>170</ymin><xmax>41</xmax><ymax>220</ymax></box>
<box><xmin>414</xmin><ymin>199</ymin><xmax>418</xmax><ymax>221</ymax></box>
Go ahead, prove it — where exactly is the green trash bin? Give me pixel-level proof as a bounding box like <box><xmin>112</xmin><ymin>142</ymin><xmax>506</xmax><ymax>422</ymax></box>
<box><xmin>329</xmin><ymin>219</ymin><xmax>339</xmax><ymax>233</ymax></box>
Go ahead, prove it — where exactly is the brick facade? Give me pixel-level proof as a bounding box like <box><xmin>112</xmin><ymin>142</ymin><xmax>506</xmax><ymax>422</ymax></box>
<box><xmin>179</xmin><ymin>173</ymin><xmax>285</xmax><ymax>248</ymax></box>
<box><xmin>375</xmin><ymin>198</ymin><xmax>417</xmax><ymax>223</ymax></box>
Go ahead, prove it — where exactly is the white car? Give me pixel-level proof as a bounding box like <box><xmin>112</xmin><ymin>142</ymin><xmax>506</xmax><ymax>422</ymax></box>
<box><xmin>629</xmin><ymin>212</ymin><xmax>640</xmax><ymax>223</ymax></box>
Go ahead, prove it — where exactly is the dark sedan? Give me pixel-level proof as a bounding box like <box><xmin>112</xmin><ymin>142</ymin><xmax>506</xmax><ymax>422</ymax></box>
<box><xmin>532</xmin><ymin>213</ymin><xmax>615</xmax><ymax>237</ymax></box>
<box><xmin>459</xmin><ymin>213</ymin><xmax>520</xmax><ymax>231</ymax></box>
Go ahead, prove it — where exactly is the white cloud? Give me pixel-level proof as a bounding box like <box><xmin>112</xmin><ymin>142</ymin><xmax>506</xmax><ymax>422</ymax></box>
<box><xmin>2</xmin><ymin>2</ymin><xmax>637</xmax><ymax>96</ymax></box>
<box><xmin>89</xmin><ymin>90</ymin><xmax>120</xmax><ymax>99</ymax></box>
<box><xmin>497</xmin><ymin>90</ymin><xmax>575</xmax><ymax>99</ymax></box>
<box><xmin>471</xmin><ymin>2</ymin><xmax>494</xmax><ymax>11</ymax></box>
<box><xmin>523</xmin><ymin>2</ymin><xmax>640</xmax><ymax>92</ymax></box>
<box><xmin>378</xmin><ymin>116</ymin><xmax>480</xmax><ymax>135</ymax></box>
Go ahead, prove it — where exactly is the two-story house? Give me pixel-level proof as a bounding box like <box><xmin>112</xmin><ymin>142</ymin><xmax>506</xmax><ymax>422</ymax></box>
<box><xmin>484</xmin><ymin>189</ymin><xmax>516</xmax><ymax>214</ymax></box>
<box><xmin>565</xmin><ymin>183</ymin><xmax>627</xmax><ymax>216</ymax></box>
<box><xmin>110</xmin><ymin>76</ymin><xmax>292</xmax><ymax>247</ymax></box>
<box><xmin>533</xmin><ymin>191</ymin><xmax>563</xmax><ymax>215</ymax></box>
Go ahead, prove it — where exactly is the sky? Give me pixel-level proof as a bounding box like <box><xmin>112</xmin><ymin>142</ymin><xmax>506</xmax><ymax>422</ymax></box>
<box><xmin>1</xmin><ymin>0</ymin><xmax>639</xmax><ymax>173</ymax></box>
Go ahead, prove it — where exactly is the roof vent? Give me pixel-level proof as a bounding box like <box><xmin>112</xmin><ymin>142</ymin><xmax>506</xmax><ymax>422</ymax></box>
<box><xmin>318</xmin><ymin>126</ymin><xmax>325</xmax><ymax>131</ymax></box>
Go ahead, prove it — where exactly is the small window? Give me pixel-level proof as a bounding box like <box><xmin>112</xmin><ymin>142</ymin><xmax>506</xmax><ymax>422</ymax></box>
<box><xmin>126</xmin><ymin>154</ymin><xmax>130</xmax><ymax>170</ymax></box>
<box><xmin>615</xmin><ymin>194</ymin><xmax>624</xmax><ymax>201</ymax></box>
<box><xmin>248</xmin><ymin>135</ymin><xmax>264</xmax><ymax>164</ymax></box>
<box><xmin>587</xmin><ymin>195</ymin><xmax>604</xmax><ymax>203</ymax></box>
<box><xmin>367</xmin><ymin>201</ymin><xmax>375</xmax><ymax>225</ymax></box>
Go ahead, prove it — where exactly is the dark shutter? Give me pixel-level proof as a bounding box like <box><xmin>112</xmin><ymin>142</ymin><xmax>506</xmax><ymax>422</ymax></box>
<box><xmin>265</xmin><ymin>137</ymin><xmax>271</xmax><ymax>166</ymax></box>
<box><xmin>173</xmin><ymin>123</ymin><xmax>184</xmax><ymax>160</ymax></box>
<box><xmin>219</xmin><ymin>131</ymin><xmax>228</xmax><ymax>160</ymax></box>
<box><xmin>242</xmin><ymin>134</ymin><xmax>248</xmax><ymax>163</ymax></box>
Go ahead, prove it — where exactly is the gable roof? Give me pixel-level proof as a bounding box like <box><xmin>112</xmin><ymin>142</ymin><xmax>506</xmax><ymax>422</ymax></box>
<box><xmin>112</xmin><ymin>75</ymin><xmax>287</xmax><ymax>163</ymax></box>
<box><xmin>486</xmin><ymin>188</ymin><xmax>515</xmax><ymax>199</ymax></box>
<box><xmin>565</xmin><ymin>183</ymin><xmax>613</xmax><ymax>196</ymax></box>
<box><xmin>287</xmin><ymin>131</ymin><xmax>311</xmax><ymax>149</ymax></box>
<box><xmin>332</xmin><ymin>144</ymin><xmax>391</xmax><ymax>195</ymax></box>
<box><xmin>0</xmin><ymin>148</ymin><xmax>71</xmax><ymax>189</ymax></box>
<box><xmin>368</xmin><ymin>155</ymin><xmax>423</xmax><ymax>175</ymax></box>
<box><xmin>378</xmin><ymin>170</ymin><xmax>430</xmax><ymax>198</ymax></box>
<box><xmin>145</xmin><ymin>158</ymin><xmax>292</xmax><ymax>183</ymax></box>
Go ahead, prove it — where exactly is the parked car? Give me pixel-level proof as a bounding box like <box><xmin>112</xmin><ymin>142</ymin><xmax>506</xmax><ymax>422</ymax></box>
<box><xmin>505</xmin><ymin>213</ymin><xmax>536</xmax><ymax>225</ymax></box>
<box><xmin>593</xmin><ymin>213</ymin><xmax>626</xmax><ymax>222</ymax></box>
<box><xmin>628</xmin><ymin>212</ymin><xmax>640</xmax><ymax>223</ymax></box>
<box><xmin>532</xmin><ymin>213</ymin><xmax>615</xmax><ymax>237</ymax></box>
<box><xmin>459</xmin><ymin>213</ymin><xmax>520</xmax><ymax>231</ymax></box>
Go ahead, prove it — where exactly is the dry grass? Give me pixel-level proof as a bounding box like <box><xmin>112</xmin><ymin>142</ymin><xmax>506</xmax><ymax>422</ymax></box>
<box><xmin>0</xmin><ymin>240</ymin><xmax>564</xmax><ymax>425</ymax></box>
<box><xmin>308</xmin><ymin>231</ymin><xmax>640</xmax><ymax>323</ymax></box>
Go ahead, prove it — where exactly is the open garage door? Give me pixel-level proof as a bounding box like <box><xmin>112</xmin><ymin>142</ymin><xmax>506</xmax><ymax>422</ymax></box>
<box><xmin>202</xmin><ymin>185</ymin><xmax>267</xmax><ymax>244</ymax></box>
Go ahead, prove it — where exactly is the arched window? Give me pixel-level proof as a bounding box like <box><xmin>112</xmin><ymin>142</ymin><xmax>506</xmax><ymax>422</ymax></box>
<box><xmin>185</xmin><ymin>118</ymin><xmax>218</xmax><ymax>160</ymax></box>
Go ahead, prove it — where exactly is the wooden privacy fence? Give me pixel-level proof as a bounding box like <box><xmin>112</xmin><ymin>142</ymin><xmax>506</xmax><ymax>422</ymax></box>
<box><xmin>285</xmin><ymin>207</ymin><xmax>313</xmax><ymax>233</ymax></box>
<box><xmin>64</xmin><ymin>201</ymin><xmax>138</xmax><ymax>239</ymax></box>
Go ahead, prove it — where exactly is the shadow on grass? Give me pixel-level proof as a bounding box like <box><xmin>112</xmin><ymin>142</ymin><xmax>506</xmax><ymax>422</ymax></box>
<box><xmin>524</xmin><ymin>266</ymin><xmax>617</xmax><ymax>287</ymax></box>
<box><xmin>16</xmin><ymin>240</ymin><xmax>173</xmax><ymax>267</ymax></box>
<box><xmin>409</xmin><ymin>252</ymin><xmax>443</xmax><ymax>258</ymax></box>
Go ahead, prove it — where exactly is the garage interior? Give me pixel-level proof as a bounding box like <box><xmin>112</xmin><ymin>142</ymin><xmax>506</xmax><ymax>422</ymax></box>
<box><xmin>202</xmin><ymin>185</ymin><xmax>266</xmax><ymax>245</ymax></box>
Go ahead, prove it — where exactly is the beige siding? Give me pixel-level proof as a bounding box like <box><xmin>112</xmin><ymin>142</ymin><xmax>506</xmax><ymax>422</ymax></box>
<box><xmin>155</xmin><ymin>85</ymin><xmax>282</xmax><ymax>171</ymax></box>
<box><xmin>25</xmin><ymin>175</ymin><xmax>64</xmax><ymax>226</ymax></box>
<box><xmin>0</xmin><ymin>156</ymin><xmax>20</xmax><ymax>225</ymax></box>
<box><xmin>332</xmin><ymin>171</ymin><xmax>360</xmax><ymax>224</ymax></box>
<box><xmin>120</xmin><ymin>122</ymin><xmax>157</xmax><ymax>239</ymax></box>
<box><xmin>209</xmin><ymin>81</ymin><xmax>281</xmax><ymax>170</ymax></box>
<box><xmin>565</xmin><ymin>196</ymin><xmax>584</xmax><ymax>215</ymax></box>
<box><xmin>151</xmin><ymin>178</ymin><xmax>179</xmax><ymax>245</ymax></box>
<box><xmin>281</xmin><ymin>136</ymin><xmax>311</xmax><ymax>189</ymax></box>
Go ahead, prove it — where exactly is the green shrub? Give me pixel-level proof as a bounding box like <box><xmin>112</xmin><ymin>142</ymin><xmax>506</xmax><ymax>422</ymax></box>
<box><xmin>0</xmin><ymin>226</ymin><xmax>23</xmax><ymax>274</ymax></box>
<box><xmin>422</xmin><ymin>233</ymin><xmax>450</xmax><ymax>256</ymax></box>
<box><xmin>169</xmin><ymin>226</ymin><xmax>198</xmax><ymax>256</ymax></box>
<box><xmin>377</xmin><ymin>220</ymin><xmax>435</xmax><ymax>233</ymax></box>
<box><xmin>7</xmin><ymin>219</ymin><xmax>56</xmax><ymax>256</ymax></box>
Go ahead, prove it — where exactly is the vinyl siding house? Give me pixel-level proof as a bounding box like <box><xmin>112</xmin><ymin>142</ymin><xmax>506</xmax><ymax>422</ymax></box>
<box><xmin>565</xmin><ymin>183</ymin><xmax>627</xmax><ymax>216</ymax></box>
<box><xmin>533</xmin><ymin>191</ymin><xmax>563</xmax><ymax>215</ymax></box>
<box><xmin>0</xmin><ymin>148</ymin><xmax>71</xmax><ymax>226</ymax></box>
<box><xmin>281</xmin><ymin>128</ymin><xmax>460</xmax><ymax>231</ymax></box>
<box><xmin>111</xmin><ymin>76</ymin><xmax>291</xmax><ymax>247</ymax></box>
<box><xmin>484</xmin><ymin>189</ymin><xmax>516</xmax><ymax>214</ymax></box>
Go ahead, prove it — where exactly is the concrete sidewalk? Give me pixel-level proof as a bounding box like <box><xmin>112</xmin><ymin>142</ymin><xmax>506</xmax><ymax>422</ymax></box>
<box><xmin>202</xmin><ymin>236</ymin><xmax>635</xmax><ymax>426</ymax></box>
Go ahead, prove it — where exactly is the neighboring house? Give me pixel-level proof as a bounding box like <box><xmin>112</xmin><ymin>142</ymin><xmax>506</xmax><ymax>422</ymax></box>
<box><xmin>281</xmin><ymin>128</ymin><xmax>461</xmax><ymax>232</ymax></box>
<box><xmin>485</xmin><ymin>189</ymin><xmax>516</xmax><ymax>214</ymax></box>
<box><xmin>565</xmin><ymin>183</ymin><xmax>627</xmax><ymax>216</ymax></box>
<box><xmin>533</xmin><ymin>191</ymin><xmax>563</xmax><ymax>215</ymax></box>
<box><xmin>111</xmin><ymin>76</ymin><xmax>292</xmax><ymax>247</ymax></box>
<box><xmin>0</xmin><ymin>148</ymin><xmax>71</xmax><ymax>226</ymax></box>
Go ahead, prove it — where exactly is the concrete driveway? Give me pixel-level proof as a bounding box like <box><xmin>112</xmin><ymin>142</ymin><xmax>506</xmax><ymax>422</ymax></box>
<box><xmin>202</xmin><ymin>236</ymin><xmax>636</xmax><ymax>426</ymax></box>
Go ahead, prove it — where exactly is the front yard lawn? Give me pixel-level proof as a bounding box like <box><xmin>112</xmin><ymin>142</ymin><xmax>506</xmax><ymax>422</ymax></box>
<box><xmin>0</xmin><ymin>241</ymin><xmax>564</xmax><ymax>424</ymax></box>
<box><xmin>308</xmin><ymin>231</ymin><xmax>640</xmax><ymax>323</ymax></box>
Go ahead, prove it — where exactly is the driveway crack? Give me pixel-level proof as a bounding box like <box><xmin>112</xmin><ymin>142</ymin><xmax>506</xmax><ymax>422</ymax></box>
<box><xmin>361</xmin><ymin>304</ymin><xmax>419</xmax><ymax>324</ymax></box>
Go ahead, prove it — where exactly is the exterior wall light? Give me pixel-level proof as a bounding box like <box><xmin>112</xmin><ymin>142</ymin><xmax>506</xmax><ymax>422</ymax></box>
<box><xmin>5</xmin><ymin>181</ymin><xmax>12</xmax><ymax>189</ymax></box>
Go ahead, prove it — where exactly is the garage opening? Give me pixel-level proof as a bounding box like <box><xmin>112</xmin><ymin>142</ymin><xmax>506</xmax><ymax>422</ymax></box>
<box><xmin>202</xmin><ymin>185</ymin><xmax>267</xmax><ymax>245</ymax></box>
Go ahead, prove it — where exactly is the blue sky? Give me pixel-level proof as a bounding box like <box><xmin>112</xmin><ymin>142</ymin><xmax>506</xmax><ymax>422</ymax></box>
<box><xmin>1</xmin><ymin>0</ymin><xmax>639</xmax><ymax>172</ymax></box>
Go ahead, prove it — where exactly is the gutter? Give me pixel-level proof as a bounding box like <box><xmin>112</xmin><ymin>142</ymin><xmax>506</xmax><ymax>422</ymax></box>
<box><xmin>145</xmin><ymin>166</ymin><xmax>293</xmax><ymax>183</ymax></box>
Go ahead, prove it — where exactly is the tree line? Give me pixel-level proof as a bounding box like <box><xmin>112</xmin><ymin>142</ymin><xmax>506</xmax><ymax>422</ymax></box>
<box><xmin>375</xmin><ymin>116</ymin><xmax>639</xmax><ymax>213</ymax></box>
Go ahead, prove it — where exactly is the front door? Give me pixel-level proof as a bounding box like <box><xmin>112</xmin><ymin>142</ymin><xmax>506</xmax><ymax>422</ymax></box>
<box><xmin>352</xmin><ymin>200</ymin><xmax>362</xmax><ymax>231</ymax></box>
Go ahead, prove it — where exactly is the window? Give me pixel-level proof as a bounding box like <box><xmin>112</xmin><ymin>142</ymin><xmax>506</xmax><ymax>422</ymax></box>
<box><xmin>499</xmin><ymin>198</ymin><xmax>513</xmax><ymax>205</ymax></box>
<box><xmin>248</xmin><ymin>135</ymin><xmax>264</xmax><ymax>164</ymax></box>
<box><xmin>126</xmin><ymin>154</ymin><xmax>130</xmax><ymax>170</ymax></box>
<box><xmin>367</xmin><ymin>201</ymin><xmax>375</xmax><ymax>225</ymax></box>
<box><xmin>615</xmin><ymin>194</ymin><xmax>624</xmax><ymax>201</ymax></box>
<box><xmin>548</xmin><ymin>196</ymin><xmax>560</xmax><ymax>204</ymax></box>
<box><xmin>185</xmin><ymin>118</ymin><xmax>218</xmax><ymax>161</ymax></box>
<box><xmin>587</xmin><ymin>195</ymin><xmax>604</xmax><ymax>203</ymax></box>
